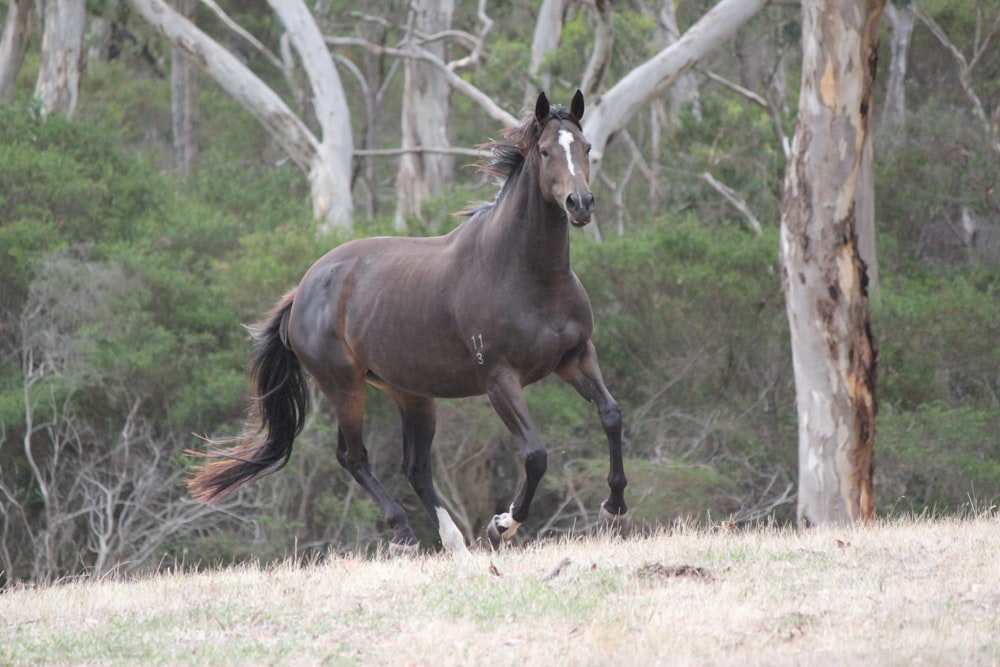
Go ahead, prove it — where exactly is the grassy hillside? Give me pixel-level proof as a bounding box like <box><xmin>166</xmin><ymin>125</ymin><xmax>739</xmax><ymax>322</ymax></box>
<box><xmin>3</xmin><ymin>515</ymin><xmax>998</xmax><ymax>666</ymax></box>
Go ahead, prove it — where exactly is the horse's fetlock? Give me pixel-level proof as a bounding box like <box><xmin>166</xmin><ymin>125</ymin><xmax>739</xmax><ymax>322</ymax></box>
<box><xmin>607</xmin><ymin>470</ymin><xmax>628</xmax><ymax>494</ymax></box>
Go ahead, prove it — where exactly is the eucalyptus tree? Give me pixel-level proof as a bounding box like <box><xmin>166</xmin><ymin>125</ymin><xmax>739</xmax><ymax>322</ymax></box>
<box><xmin>34</xmin><ymin>0</ymin><xmax>85</xmax><ymax>116</ymax></box>
<box><xmin>780</xmin><ymin>0</ymin><xmax>884</xmax><ymax>527</ymax></box>
<box><xmin>127</xmin><ymin>0</ymin><xmax>354</xmax><ymax>233</ymax></box>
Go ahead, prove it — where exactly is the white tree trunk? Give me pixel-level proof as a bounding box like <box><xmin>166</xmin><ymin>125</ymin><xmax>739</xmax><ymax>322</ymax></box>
<box><xmin>34</xmin><ymin>0</ymin><xmax>85</xmax><ymax>117</ymax></box>
<box><xmin>0</xmin><ymin>0</ymin><xmax>31</xmax><ymax>100</ymax></box>
<box><xmin>580</xmin><ymin>0</ymin><xmax>613</xmax><ymax>100</ymax></box>
<box><xmin>881</xmin><ymin>1</ymin><xmax>915</xmax><ymax>132</ymax></box>
<box><xmin>395</xmin><ymin>0</ymin><xmax>454</xmax><ymax>230</ymax></box>
<box><xmin>267</xmin><ymin>0</ymin><xmax>354</xmax><ymax>232</ymax></box>
<box><xmin>583</xmin><ymin>0</ymin><xmax>767</xmax><ymax>171</ymax></box>
<box><xmin>526</xmin><ymin>0</ymin><xmax>565</xmax><ymax>101</ymax></box>
<box><xmin>780</xmin><ymin>0</ymin><xmax>883</xmax><ymax>528</ymax></box>
<box><xmin>127</xmin><ymin>0</ymin><xmax>353</xmax><ymax>231</ymax></box>
<box><xmin>657</xmin><ymin>0</ymin><xmax>701</xmax><ymax>124</ymax></box>
<box><xmin>170</xmin><ymin>0</ymin><xmax>198</xmax><ymax>177</ymax></box>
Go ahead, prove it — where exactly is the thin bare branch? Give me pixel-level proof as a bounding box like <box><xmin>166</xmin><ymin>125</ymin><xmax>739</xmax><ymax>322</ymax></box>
<box><xmin>916</xmin><ymin>6</ymin><xmax>1000</xmax><ymax>154</ymax></box>
<box><xmin>702</xmin><ymin>171</ymin><xmax>763</xmax><ymax>234</ymax></box>
<box><xmin>446</xmin><ymin>0</ymin><xmax>492</xmax><ymax>72</ymax></box>
<box><xmin>701</xmin><ymin>68</ymin><xmax>790</xmax><ymax>157</ymax></box>
<box><xmin>325</xmin><ymin>36</ymin><xmax>518</xmax><ymax>128</ymax></box>
<box><xmin>354</xmin><ymin>146</ymin><xmax>485</xmax><ymax>157</ymax></box>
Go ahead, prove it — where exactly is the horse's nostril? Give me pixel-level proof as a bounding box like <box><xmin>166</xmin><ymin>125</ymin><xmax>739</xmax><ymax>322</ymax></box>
<box><xmin>566</xmin><ymin>192</ymin><xmax>595</xmax><ymax>215</ymax></box>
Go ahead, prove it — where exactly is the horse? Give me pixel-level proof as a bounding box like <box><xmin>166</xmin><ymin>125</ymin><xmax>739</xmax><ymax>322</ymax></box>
<box><xmin>188</xmin><ymin>90</ymin><xmax>628</xmax><ymax>553</ymax></box>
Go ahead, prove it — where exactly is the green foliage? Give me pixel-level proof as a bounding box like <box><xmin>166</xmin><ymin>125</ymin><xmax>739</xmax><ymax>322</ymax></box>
<box><xmin>0</xmin><ymin>103</ymin><xmax>158</xmax><ymax>302</ymax></box>
<box><xmin>874</xmin><ymin>268</ymin><xmax>1000</xmax><ymax>408</ymax></box>
<box><xmin>876</xmin><ymin>100</ymin><xmax>1000</xmax><ymax>268</ymax></box>
<box><xmin>877</xmin><ymin>403</ymin><xmax>1000</xmax><ymax>514</ymax></box>
<box><xmin>573</xmin><ymin>216</ymin><xmax>787</xmax><ymax>408</ymax></box>
<box><xmin>544</xmin><ymin>457</ymin><xmax>739</xmax><ymax>531</ymax></box>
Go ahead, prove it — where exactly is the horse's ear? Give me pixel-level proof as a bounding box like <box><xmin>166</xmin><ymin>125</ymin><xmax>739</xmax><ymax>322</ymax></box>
<box><xmin>535</xmin><ymin>91</ymin><xmax>550</xmax><ymax>124</ymax></box>
<box><xmin>570</xmin><ymin>89</ymin><xmax>585</xmax><ymax>122</ymax></box>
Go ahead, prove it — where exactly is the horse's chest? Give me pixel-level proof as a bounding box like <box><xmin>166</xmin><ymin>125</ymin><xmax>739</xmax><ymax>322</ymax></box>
<box><xmin>502</xmin><ymin>313</ymin><xmax>586</xmax><ymax>378</ymax></box>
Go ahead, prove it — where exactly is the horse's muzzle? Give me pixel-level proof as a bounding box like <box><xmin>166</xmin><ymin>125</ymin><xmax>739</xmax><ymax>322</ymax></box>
<box><xmin>566</xmin><ymin>191</ymin><xmax>595</xmax><ymax>227</ymax></box>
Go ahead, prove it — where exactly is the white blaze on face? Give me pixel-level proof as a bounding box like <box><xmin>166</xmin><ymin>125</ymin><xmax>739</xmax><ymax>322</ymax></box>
<box><xmin>558</xmin><ymin>129</ymin><xmax>576</xmax><ymax>176</ymax></box>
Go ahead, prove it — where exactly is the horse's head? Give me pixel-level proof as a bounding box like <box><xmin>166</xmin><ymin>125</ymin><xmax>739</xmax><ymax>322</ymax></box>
<box><xmin>532</xmin><ymin>90</ymin><xmax>595</xmax><ymax>227</ymax></box>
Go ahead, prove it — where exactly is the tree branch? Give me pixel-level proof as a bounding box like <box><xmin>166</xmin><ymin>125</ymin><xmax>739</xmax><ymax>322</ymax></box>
<box><xmin>916</xmin><ymin>6</ymin><xmax>1000</xmax><ymax>154</ymax></box>
<box><xmin>702</xmin><ymin>171</ymin><xmax>763</xmax><ymax>234</ymax></box>
<box><xmin>701</xmin><ymin>68</ymin><xmax>791</xmax><ymax>157</ymax></box>
<box><xmin>325</xmin><ymin>35</ymin><xmax>518</xmax><ymax>128</ymax></box>
<box><xmin>354</xmin><ymin>146</ymin><xmax>485</xmax><ymax>157</ymax></box>
<box><xmin>580</xmin><ymin>0</ymin><xmax>613</xmax><ymax>99</ymax></box>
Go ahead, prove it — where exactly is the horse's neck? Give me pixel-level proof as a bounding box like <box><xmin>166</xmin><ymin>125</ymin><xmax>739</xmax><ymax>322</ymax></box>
<box><xmin>487</xmin><ymin>167</ymin><xmax>572</xmax><ymax>282</ymax></box>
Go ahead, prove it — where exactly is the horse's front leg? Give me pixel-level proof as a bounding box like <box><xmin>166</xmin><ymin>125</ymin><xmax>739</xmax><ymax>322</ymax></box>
<box><xmin>557</xmin><ymin>340</ymin><xmax>628</xmax><ymax>522</ymax></box>
<box><xmin>485</xmin><ymin>370</ymin><xmax>547</xmax><ymax>547</ymax></box>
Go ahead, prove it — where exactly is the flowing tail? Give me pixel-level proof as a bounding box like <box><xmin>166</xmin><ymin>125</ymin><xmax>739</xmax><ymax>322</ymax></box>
<box><xmin>188</xmin><ymin>291</ymin><xmax>309</xmax><ymax>501</ymax></box>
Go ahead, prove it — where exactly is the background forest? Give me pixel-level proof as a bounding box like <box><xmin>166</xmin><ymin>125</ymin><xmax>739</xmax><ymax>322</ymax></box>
<box><xmin>0</xmin><ymin>0</ymin><xmax>998</xmax><ymax>585</ymax></box>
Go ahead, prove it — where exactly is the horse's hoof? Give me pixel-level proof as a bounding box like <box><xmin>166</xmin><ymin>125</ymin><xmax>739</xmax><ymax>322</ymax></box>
<box><xmin>388</xmin><ymin>540</ymin><xmax>420</xmax><ymax>558</ymax></box>
<box><xmin>486</xmin><ymin>520</ymin><xmax>504</xmax><ymax>549</ymax></box>
<box><xmin>599</xmin><ymin>505</ymin><xmax>628</xmax><ymax>523</ymax></box>
<box><xmin>599</xmin><ymin>501</ymin><xmax>630</xmax><ymax>533</ymax></box>
<box><xmin>486</xmin><ymin>513</ymin><xmax>520</xmax><ymax>549</ymax></box>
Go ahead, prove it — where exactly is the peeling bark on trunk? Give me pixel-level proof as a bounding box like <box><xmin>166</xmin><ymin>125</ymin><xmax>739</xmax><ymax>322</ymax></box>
<box><xmin>780</xmin><ymin>0</ymin><xmax>883</xmax><ymax>528</ymax></box>
<box><xmin>34</xmin><ymin>0</ymin><xmax>86</xmax><ymax>117</ymax></box>
<box><xmin>395</xmin><ymin>0</ymin><xmax>454</xmax><ymax>231</ymax></box>
<box><xmin>171</xmin><ymin>0</ymin><xmax>198</xmax><ymax>177</ymax></box>
<box><xmin>855</xmin><ymin>132</ymin><xmax>879</xmax><ymax>291</ymax></box>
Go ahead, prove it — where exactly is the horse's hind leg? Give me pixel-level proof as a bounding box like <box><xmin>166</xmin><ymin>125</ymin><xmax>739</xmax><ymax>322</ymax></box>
<box><xmin>557</xmin><ymin>341</ymin><xmax>628</xmax><ymax>521</ymax></box>
<box><xmin>323</xmin><ymin>380</ymin><xmax>419</xmax><ymax>551</ymax></box>
<box><xmin>389</xmin><ymin>391</ymin><xmax>468</xmax><ymax>554</ymax></box>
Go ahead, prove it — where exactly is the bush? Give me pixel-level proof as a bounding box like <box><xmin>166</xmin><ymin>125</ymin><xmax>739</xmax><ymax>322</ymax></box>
<box><xmin>874</xmin><ymin>269</ymin><xmax>1000</xmax><ymax>409</ymax></box>
<box><xmin>877</xmin><ymin>403</ymin><xmax>1000</xmax><ymax>515</ymax></box>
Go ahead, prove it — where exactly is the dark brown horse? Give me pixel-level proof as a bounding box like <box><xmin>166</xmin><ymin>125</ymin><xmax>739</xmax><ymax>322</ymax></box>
<box><xmin>189</xmin><ymin>91</ymin><xmax>628</xmax><ymax>553</ymax></box>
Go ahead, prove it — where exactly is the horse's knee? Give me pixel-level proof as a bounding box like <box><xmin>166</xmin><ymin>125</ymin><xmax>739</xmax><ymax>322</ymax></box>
<box><xmin>524</xmin><ymin>447</ymin><xmax>548</xmax><ymax>481</ymax></box>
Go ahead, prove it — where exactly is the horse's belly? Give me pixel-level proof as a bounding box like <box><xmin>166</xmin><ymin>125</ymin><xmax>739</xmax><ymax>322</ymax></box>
<box><xmin>353</xmin><ymin>324</ymin><xmax>487</xmax><ymax>399</ymax></box>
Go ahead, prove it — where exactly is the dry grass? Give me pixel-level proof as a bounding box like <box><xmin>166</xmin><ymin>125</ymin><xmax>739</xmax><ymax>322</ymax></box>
<box><xmin>2</xmin><ymin>515</ymin><xmax>999</xmax><ymax>666</ymax></box>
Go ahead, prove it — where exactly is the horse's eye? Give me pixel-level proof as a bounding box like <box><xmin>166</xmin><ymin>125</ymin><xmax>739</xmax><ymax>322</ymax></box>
<box><xmin>540</xmin><ymin>149</ymin><xmax>549</xmax><ymax>158</ymax></box>
<box><xmin>585</xmin><ymin>144</ymin><xmax>592</xmax><ymax>155</ymax></box>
